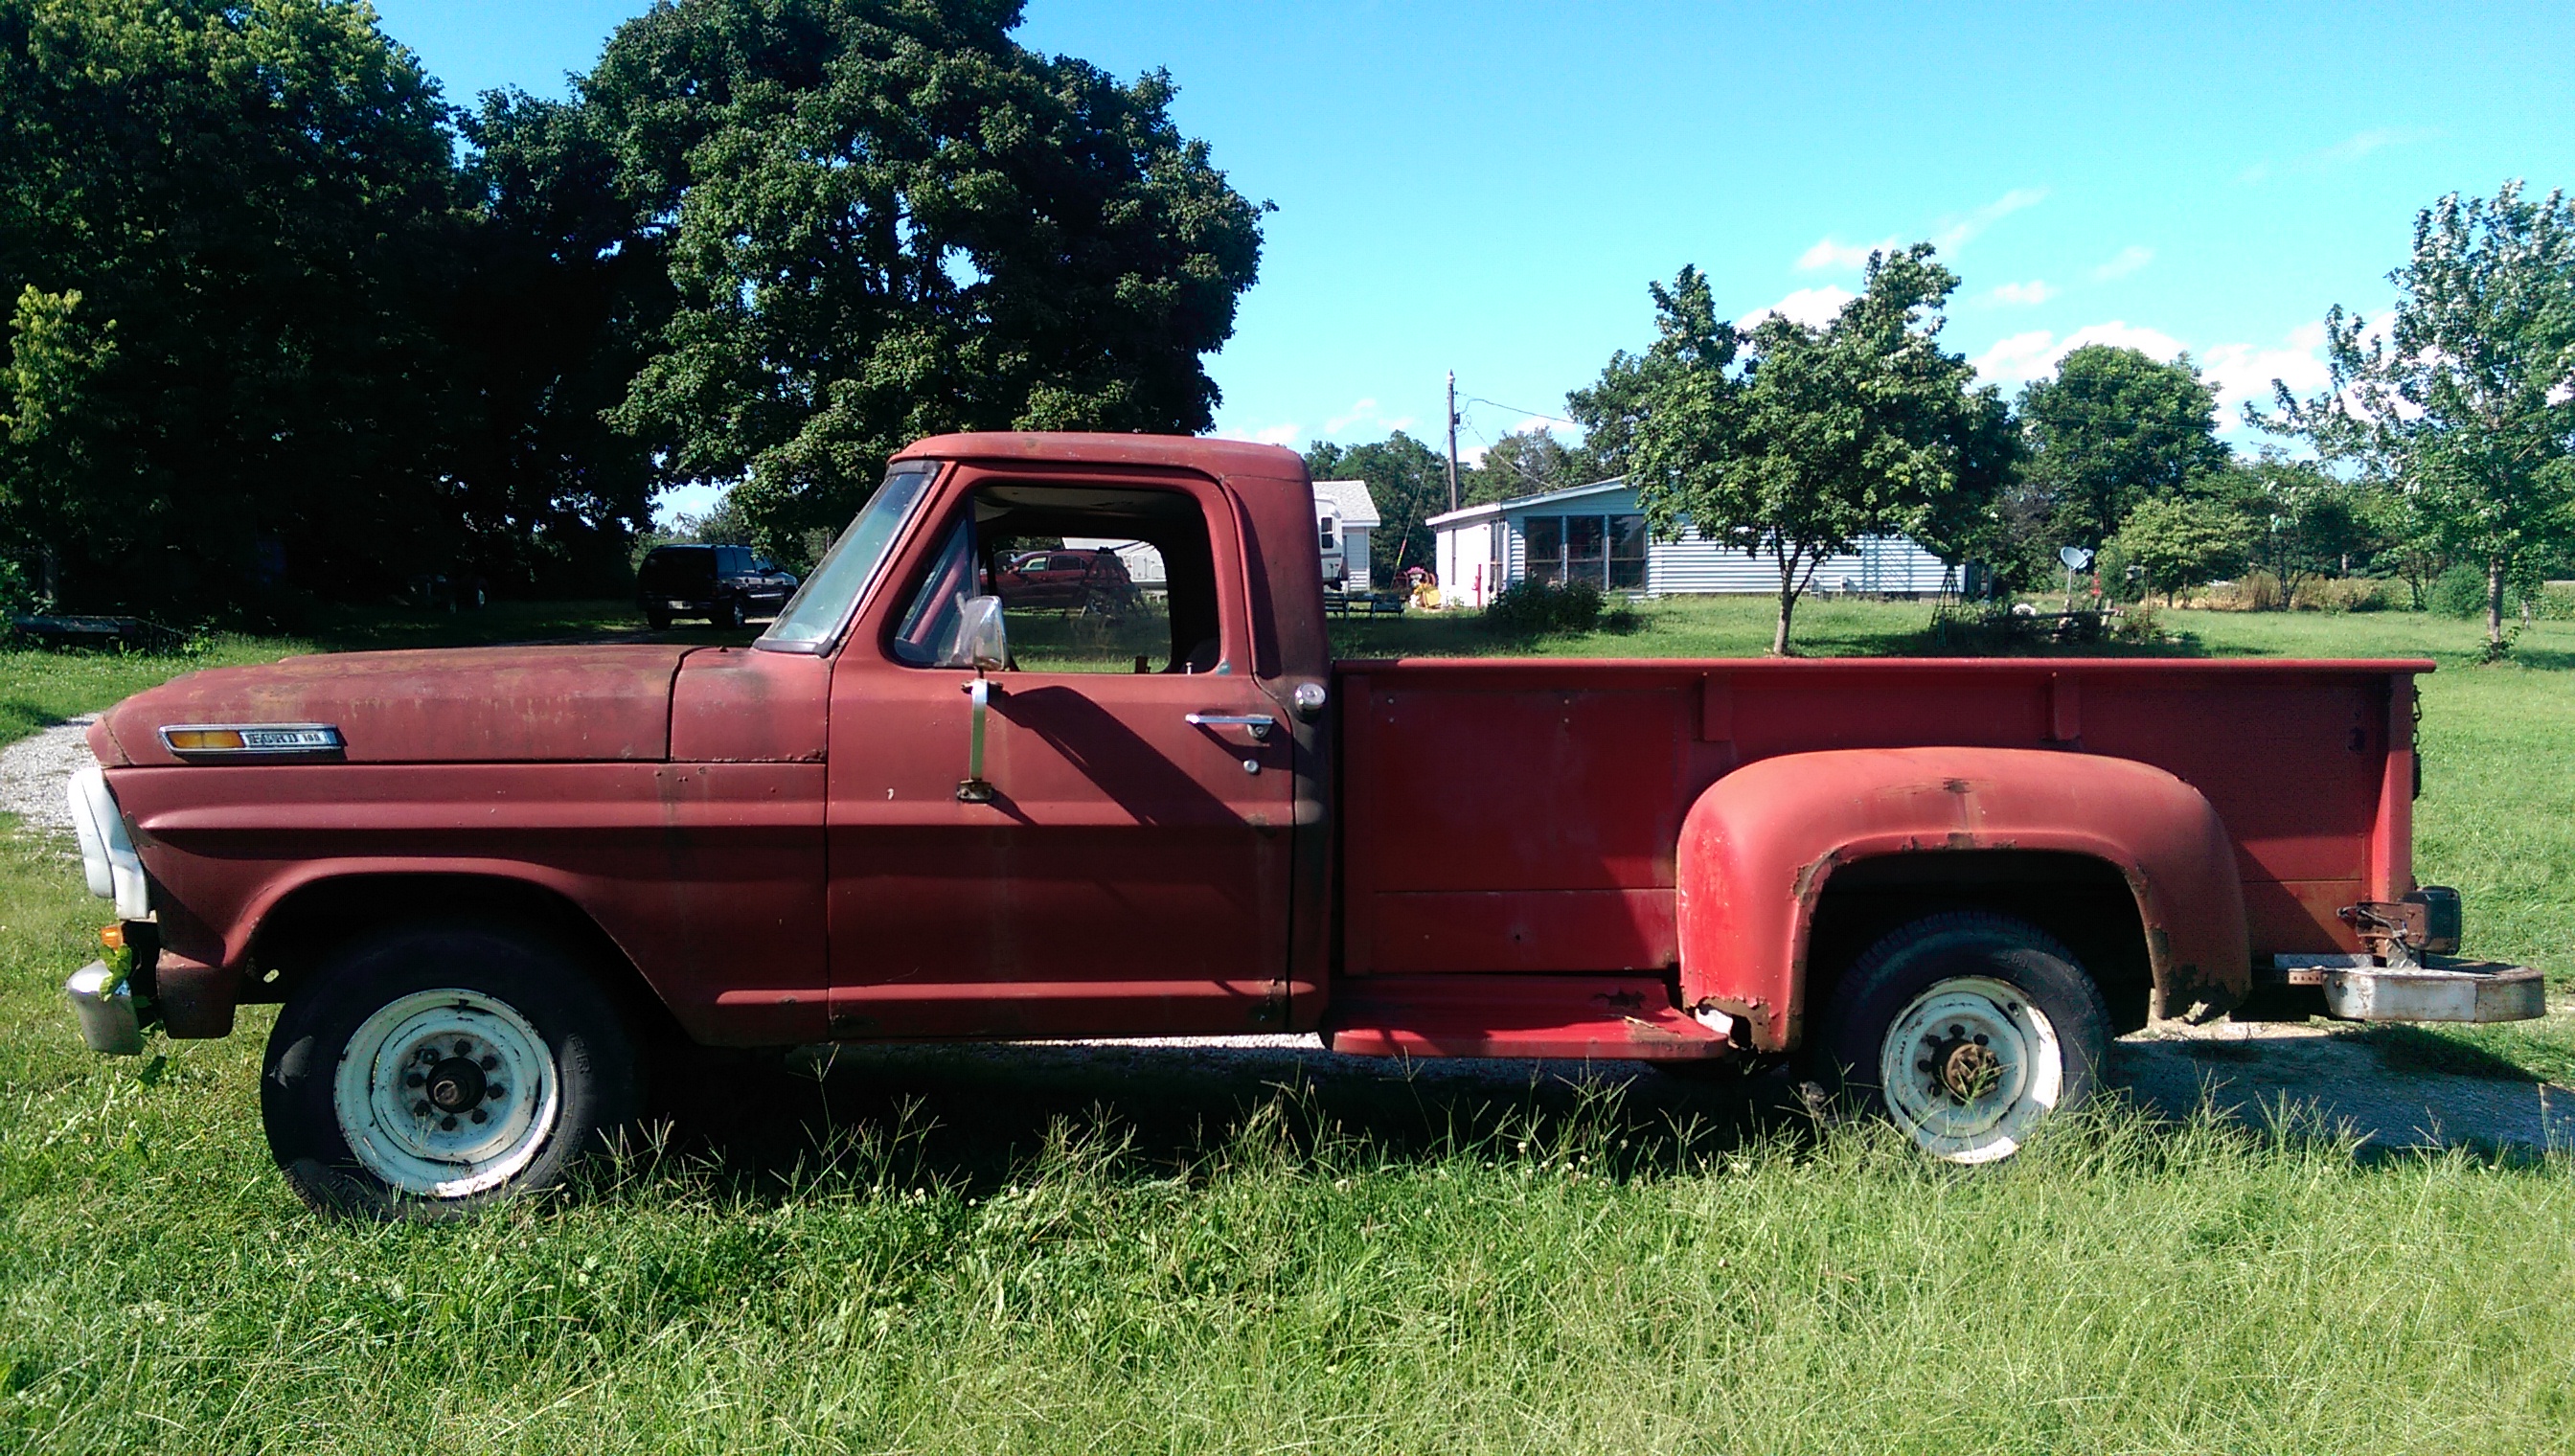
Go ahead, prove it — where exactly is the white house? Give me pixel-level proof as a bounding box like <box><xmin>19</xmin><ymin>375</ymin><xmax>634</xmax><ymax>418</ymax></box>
<box><xmin>1311</xmin><ymin>479</ymin><xmax>1379</xmax><ymax>590</ymax></box>
<box><xmin>1428</xmin><ymin>478</ymin><xmax>1954</xmax><ymax>608</ymax></box>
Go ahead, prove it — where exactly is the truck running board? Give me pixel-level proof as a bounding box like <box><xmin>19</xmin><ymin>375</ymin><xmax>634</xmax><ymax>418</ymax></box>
<box><xmin>1322</xmin><ymin>975</ymin><xmax>1731</xmax><ymax>1060</ymax></box>
<box><xmin>2267</xmin><ymin>954</ymin><xmax>2546</xmax><ymax>1023</ymax></box>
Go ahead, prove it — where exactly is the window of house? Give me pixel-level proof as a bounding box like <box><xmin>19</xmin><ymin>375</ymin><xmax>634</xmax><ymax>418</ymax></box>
<box><xmin>1523</xmin><ymin>515</ymin><xmax>1562</xmax><ymax>585</ymax></box>
<box><xmin>1609</xmin><ymin>514</ymin><xmax>1649</xmax><ymax>590</ymax></box>
<box><xmin>889</xmin><ymin>484</ymin><xmax>1223</xmax><ymax>673</ymax></box>
<box><xmin>1566</xmin><ymin>514</ymin><xmax>1606</xmax><ymax>585</ymax></box>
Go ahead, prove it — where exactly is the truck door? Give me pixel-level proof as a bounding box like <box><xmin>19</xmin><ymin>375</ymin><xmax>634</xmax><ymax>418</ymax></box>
<box><xmin>823</xmin><ymin>467</ymin><xmax>1297</xmax><ymax>1038</ymax></box>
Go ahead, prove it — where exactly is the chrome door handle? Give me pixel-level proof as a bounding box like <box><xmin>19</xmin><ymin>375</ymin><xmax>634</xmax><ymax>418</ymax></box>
<box><xmin>1185</xmin><ymin>712</ymin><xmax>1275</xmax><ymax>740</ymax></box>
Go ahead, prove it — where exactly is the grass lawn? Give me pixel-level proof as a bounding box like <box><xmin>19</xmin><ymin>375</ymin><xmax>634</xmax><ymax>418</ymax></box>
<box><xmin>2</xmin><ymin>597</ymin><xmax>2571</xmax><ymax>1452</ymax></box>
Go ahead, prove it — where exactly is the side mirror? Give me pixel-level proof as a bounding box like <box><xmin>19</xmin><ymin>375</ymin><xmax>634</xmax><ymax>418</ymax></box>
<box><xmin>939</xmin><ymin>594</ymin><xmax>1009</xmax><ymax>671</ymax></box>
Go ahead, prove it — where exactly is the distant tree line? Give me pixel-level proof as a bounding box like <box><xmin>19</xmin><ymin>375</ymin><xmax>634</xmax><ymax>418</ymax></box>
<box><xmin>0</xmin><ymin>0</ymin><xmax>1264</xmax><ymax>617</ymax></box>
<box><xmin>1312</xmin><ymin>182</ymin><xmax>2574</xmax><ymax>656</ymax></box>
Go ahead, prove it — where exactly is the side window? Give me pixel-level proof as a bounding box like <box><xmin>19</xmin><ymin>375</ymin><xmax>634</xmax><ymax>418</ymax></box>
<box><xmin>887</xmin><ymin>482</ymin><xmax>1223</xmax><ymax>673</ymax></box>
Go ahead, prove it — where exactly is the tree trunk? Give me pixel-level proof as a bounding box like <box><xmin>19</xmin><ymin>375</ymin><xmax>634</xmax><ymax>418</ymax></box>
<box><xmin>2486</xmin><ymin>555</ymin><xmax>2507</xmax><ymax>647</ymax></box>
<box><xmin>1773</xmin><ymin>553</ymin><xmax>1798</xmax><ymax>656</ymax></box>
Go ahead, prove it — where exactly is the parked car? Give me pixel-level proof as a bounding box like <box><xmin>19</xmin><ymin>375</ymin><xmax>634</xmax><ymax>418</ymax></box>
<box><xmin>636</xmin><ymin>544</ymin><xmax>797</xmax><ymax>629</ymax></box>
<box><xmin>994</xmin><ymin>546</ymin><xmax>1136</xmax><ymax>615</ymax></box>
<box><xmin>58</xmin><ymin>432</ymin><xmax>2542</xmax><ymax>1218</ymax></box>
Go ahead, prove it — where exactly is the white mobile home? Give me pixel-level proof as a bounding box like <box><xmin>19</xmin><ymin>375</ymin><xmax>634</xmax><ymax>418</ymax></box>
<box><xmin>1428</xmin><ymin>478</ymin><xmax>1952</xmax><ymax>608</ymax></box>
<box><xmin>1311</xmin><ymin>479</ymin><xmax>1379</xmax><ymax>589</ymax></box>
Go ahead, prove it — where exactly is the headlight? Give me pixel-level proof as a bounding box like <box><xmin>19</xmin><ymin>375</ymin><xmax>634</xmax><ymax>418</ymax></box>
<box><xmin>65</xmin><ymin>765</ymin><xmax>149</xmax><ymax>920</ymax></box>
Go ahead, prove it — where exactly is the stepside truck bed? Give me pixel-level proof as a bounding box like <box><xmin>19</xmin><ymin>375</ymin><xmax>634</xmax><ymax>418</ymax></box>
<box><xmin>1328</xmin><ymin>656</ymin><xmax>2426</xmax><ymax>1051</ymax></box>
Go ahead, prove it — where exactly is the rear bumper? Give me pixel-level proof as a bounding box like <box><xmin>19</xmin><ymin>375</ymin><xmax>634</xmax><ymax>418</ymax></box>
<box><xmin>2270</xmin><ymin>954</ymin><xmax>2547</xmax><ymax>1023</ymax></box>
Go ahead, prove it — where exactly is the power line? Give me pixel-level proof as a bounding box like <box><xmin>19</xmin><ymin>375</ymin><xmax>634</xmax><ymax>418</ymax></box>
<box><xmin>1462</xmin><ymin>396</ymin><xmax>1580</xmax><ymax>430</ymax></box>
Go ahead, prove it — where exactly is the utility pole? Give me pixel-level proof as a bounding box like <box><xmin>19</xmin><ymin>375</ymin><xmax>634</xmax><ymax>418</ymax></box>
<box><xmin>1445</xmin><ymin>371</ymin><xmax>1460</xmax><ymax>513</ymax></box>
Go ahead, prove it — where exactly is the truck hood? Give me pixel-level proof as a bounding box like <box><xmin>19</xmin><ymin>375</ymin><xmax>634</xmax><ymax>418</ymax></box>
<box><xmin>92</xmin><ymin>645</ymin><xmax>694</xmax><ymax>766</ymax></box>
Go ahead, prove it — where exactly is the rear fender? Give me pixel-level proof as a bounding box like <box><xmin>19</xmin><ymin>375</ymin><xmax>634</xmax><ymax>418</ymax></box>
<box><xmin>1676</xmin><ymin>747</ymin><xmax>2247</xmax><ymax>1051</ymax></box>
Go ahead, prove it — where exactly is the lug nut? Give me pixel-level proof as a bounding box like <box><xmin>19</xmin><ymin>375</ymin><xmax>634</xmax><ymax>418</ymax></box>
<box><xmin>1973</xmin><ymin>1035</ymin><xmax>1989</xmax><ymax>1046</ymax></box>
<box><xmin>486</xmin><ymin>1084</ymin><xmax>506</xmax><ymax>1100</ymax></box>
<box><xmin>478</xmin><ymin>1056</ymin><xmax>498</xmax><ymax>1072</ymax></box>
<box><xmin>440</xmin><ymin>1116</ymin><xmax>458</xmax><ymax>1131</ymax></box>
<box><xmin>405</xmin><ymin>1073</ymin><xmax>424</xmax><ymax>1088</ymax></box>
<box><xmin>454</xmin><ymin>1041</ymin><xmax>472</xmax><ymax>1057</ymax></box>
<box><xmin>413</xmin><ymin>1101</ymin><xmax>432</xmax><ymax>1117</ymax></box>
<box><xmin>470</xmin><ymin>1108</ymin><xmax>489</xmax><ymax>1125</ymax></box>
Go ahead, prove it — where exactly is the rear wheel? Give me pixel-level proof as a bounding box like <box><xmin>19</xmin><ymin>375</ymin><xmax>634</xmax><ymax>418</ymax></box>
<box><xmin>1816</xmin><ymin>912</ymin><xmax>2109</xmax><ymax>1164</ymax></box>
<box><xmin>645</xmin><ymin>608</ymin><xmax>672</xmax><ymax>631</ymax></box>
<box><xmin>261</xmin><ymin>923</ymin><xmax>641</xmax><ymax>1220</ymax></box>
<box><xmin>718</xmin><ymin>595</ymin><xmax>745</xmax><ymax>629</ymax></box>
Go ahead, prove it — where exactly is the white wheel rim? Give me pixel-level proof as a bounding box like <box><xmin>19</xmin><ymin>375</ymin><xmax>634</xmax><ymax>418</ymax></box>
<box><xmin>1877</xmin><ymin>975</ymin><xmax>2063</xmax><ymax>1165</ymax></box>
<box><xmin>331</xmin><ymin>989</ymin><xmax>561</xmax><ymax>1197</ymax></box>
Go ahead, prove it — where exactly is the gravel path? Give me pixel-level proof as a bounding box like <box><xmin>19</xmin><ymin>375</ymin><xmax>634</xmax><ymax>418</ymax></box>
<box><xmin>0</xmin><ymin>715</ymin><xmax>94</xmax><ymax>833</ymax></box>
<box><xmin>7</xmin><ymin>715</ymin><xmax>2565</xmax><ymax>1153</ymax></box>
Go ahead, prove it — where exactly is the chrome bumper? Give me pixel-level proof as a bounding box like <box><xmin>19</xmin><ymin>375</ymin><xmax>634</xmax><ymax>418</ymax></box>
<box><xmin>65</xmin><ymin>961</ymin><xmax>145</xmax><ymax>1055</ymax></box>
<box><xmin>2273</xmin><ymin>954</ymin><xmax>2547</xmax><ymax>1024</ymax></box>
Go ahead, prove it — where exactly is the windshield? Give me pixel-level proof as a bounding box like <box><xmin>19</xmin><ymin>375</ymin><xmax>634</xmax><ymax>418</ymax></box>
<box><xmin>756</xmin><ymin>461</ymin><xmax>939</xmax><ymax>652</ymax></box>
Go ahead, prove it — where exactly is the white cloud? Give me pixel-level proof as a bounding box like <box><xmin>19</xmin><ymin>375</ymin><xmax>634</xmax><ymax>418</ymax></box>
<box><xmin>1212</xmin><ymin>421</ymin><xmax>1305</xmax><ymax>448</ymax></box>
<box><xmin>2315</xmin><ymin>126</ymin><xmax>2433</xmax><ymax>167</ymax></box>
<box><xmin>1795</xmin><ymin>236</ymin><xmax>1898</xmax><ymax>272</ymax></box>
<box><xmin>1987</xmin><ymin>280</ymin><xmax>2057</xmax><ymax>307</ymax></box>
<box><xmin>2199</xmin><ymin>320</ymin><xmax>2334</xmax><ymax>421</ymax></box>
<box><xmin>1742</xmin><ymin>284</ymin><xmax>1855</xmax><ymax>330</ymax></box>
<box><xmin>2092</xmin><ymin>245</ymin><xmax>2153</xmax><ymax>281</ymax></box>
<box><xmin>1325</xmin><ymin>398</ymin><xmax>1379</xmax><ymax>434</ymax></box>
<box><xmin>1932</xmin><ymin>187</ymin><xmax>2048</xmax><ymax>251</ymax></box>
<box><xmin>1970</xmin><ymin>320</ymin><xmax>2186</xmax><ymax>390</ymax></box>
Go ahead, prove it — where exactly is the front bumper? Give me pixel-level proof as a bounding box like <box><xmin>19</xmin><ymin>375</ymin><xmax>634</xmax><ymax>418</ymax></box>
<box><xmin>66</xmin><ymin>961</ymin><xmax>146</xmax><ymax>1056</ymax></box>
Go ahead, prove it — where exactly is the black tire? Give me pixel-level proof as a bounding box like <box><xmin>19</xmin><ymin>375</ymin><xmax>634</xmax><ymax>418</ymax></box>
<box><xmin>1815</xmin><ymin>912</ymin><xmax>2109</xmax><ymax>1164</ymax></box>
<box><xmin>645</xmin><ymin>608</ymin><xmax>672</xmax><ymax>631</ymax></box>
<box><xmin>261</xmin><ymin>923</ymin><xmax>642</xmax><ymax>1221</ymax></box>
<box><xmin>718</xmin><ymin>595</ymin><xmax>745</xmax><ymax>629</ymax></box>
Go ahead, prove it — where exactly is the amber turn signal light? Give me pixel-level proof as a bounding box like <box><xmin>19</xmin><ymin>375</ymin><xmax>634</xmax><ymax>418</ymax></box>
<box><xmin>99</xmin><ymin>923</ymin><xmax>125</xmax><ymax>950</ymax></box>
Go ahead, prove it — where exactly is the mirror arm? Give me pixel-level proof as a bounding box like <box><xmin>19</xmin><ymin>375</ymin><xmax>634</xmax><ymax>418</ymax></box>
<box><xmin>957</xmin><ymin>672</ymin><xmax>997</xmax><ymax>803</ymax></box>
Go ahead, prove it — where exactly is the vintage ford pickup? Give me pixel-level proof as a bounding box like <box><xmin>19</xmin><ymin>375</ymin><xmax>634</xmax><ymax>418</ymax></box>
<box><xmin>61</xmin><ymin>433</ymin><xmax>2544</xmax><ymax>1217</ymax></box>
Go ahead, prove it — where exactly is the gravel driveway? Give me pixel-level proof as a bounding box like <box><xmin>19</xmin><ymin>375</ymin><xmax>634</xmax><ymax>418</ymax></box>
<box><xmin>7</xmin><ymin>714</ymin><xmax>2565</xmax><ymax>1155</ymax></box>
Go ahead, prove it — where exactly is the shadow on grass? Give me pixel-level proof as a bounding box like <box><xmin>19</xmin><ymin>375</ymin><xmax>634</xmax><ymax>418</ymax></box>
<box><xmin>645</xmin><ymin>1040</ymin><xmax>1811</xmax><ymax>1199</ymax></box>
<box><xmin>2356</xmin><ymin>1023</ymin><xmax>2547</xmax><ymax>1082</ymax></box>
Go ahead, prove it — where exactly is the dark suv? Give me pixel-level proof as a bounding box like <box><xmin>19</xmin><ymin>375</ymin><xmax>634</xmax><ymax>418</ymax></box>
<box><xmin>636</xmin><ymin>544</ymin><xmax>799</xmax><ymax>629</ymax></box>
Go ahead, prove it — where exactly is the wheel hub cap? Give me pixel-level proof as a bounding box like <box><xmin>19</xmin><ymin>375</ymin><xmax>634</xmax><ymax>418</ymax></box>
<box><xmin>332</xmin><ymin>990</ymin><xmax>560</xmax><ymax>1198</ymax></box>
<box><xmin>1877</xmin><ymin>976</ymin><xmax>2066</xmax><ymax>1166</ymax></box>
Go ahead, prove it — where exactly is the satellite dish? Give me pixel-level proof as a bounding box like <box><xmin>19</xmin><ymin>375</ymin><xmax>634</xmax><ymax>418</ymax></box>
<box><xmin>2058</xmin><ymin>546</ymin><xmax>2094</xmax><ymax>570</ymax></box>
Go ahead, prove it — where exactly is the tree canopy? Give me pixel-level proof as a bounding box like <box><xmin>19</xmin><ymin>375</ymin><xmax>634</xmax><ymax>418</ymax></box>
<box><xmin>0</xmin><ymin>0</ymin><xmax>1263</xmax><ymax>613</ymax></box>
<box><xmin>1627</xmin><ymin>247</ymin><xmax>2012</xmax><ymax>653</ymax></box>
<box><xmin>2257</xmin><ymin>181</ymin><xmax>2575</xmax><ymax>650</ymax></box>
<box><xmin>2017</xmin><ymin>344</ymin><xmax>2230</xmax><ymax>553</ymax></box>
<box><xmin>585</xmin><ymin>0</ymin><xmax>1267</xmax><ymax>550</ymax></box>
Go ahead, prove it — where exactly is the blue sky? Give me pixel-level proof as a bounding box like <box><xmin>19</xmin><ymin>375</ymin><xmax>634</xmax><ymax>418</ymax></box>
<box><xmin>377</xmin><ymin>0</ymin><xmax>2574</xmax><ymax>514</ymax></box>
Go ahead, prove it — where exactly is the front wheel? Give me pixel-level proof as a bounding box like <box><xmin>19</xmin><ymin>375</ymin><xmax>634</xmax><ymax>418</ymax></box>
<box><xmin>262</xmin><ymin>923</ymin><xmax>641</xmax><ymax>1220</ymax></box>
<box><xmin>1816</xmin><ymin>912</ymin><xmax>2109</xmax><ymax>1165</ymax></box>
<box><xmin>718</xmin><ymin>596</ymin><xmax>745</xmax><ymax>629</ymax></box>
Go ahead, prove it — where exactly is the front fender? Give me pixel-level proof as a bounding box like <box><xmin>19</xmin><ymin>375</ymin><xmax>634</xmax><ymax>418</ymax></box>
<box><xmin>1676</xmin><ymin>747</ymin><xmax>2247</xmax><ymax>1052</ymax></box>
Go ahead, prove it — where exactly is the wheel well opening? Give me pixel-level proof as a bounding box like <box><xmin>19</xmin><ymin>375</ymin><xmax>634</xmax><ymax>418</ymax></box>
<box><xmin>244</xmin><ymin>874</ymin><xmax>677</xmax><ymax>1039</ymax></box>
<box><xmin>1807</xmin><ymin>851</ymin><xmax>2155</xmax><ymax>1035</ymax></box>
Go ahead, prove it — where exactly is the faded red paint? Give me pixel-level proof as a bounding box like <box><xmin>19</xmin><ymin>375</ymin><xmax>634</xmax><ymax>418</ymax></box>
<box><xmin>90</xmin><ymin>433</ymin><xmax>2433</xmax><ymax>1059</ymax></box>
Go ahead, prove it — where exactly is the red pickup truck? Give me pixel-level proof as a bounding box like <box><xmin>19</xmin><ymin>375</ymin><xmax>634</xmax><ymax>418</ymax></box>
<box><xmin>61</xmin><ymin>433</ymin><xmax>2543</xmax><ymax>1217</ymax></box>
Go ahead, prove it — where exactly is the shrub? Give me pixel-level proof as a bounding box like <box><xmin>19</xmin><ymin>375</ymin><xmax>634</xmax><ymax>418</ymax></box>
<box><xmin>1484</xmin><ymin>579</ymin><xmax>1604</xmax><ymax>636</ymax></box>
<box><xmin>2429</xmin><ymin>563</ymin><xmax>2490</xmax><ymax>619</ymax></box>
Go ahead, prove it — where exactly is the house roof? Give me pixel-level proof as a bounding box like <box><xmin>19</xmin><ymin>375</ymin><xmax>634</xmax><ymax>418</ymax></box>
<box><xmin>1311</xmin><ymin>479</ymin><xmax>1381</xmax><ymax>528</ymax></box>
<box><xmin>1425</xmin><ymin>476</ymin><xmax>1628</xmax><ymax>529</ymax></box>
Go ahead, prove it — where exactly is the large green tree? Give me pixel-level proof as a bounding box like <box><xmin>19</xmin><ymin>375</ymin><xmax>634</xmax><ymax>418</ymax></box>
<box><xmin>581</xmin><ymin>0</ymin><xmax>1266</xmax><ymax>549</ymax></box>
<box><xmin>1628</xmin><ymin>247</ymin><xmax>2012</xmax><ymax>654</ymax></box>
<box><xmin>2258</xmin><ymin>182</ymin><xmax>2575</xmax><ymax>651</ymax></box>
<box><xmin>0</xmin><ymin>0</ymin><xmax>469</xmax><ymax>609</ymax></box>
<box><xmin>2017</xmin><ymin>344</ymin><xmax>2230</xmax><ymax>551</ymax></box>
<box><xmin>1462</xmin><ymin>427</ymin><xmax>1585</xmax><ymax>505</ymax></box>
